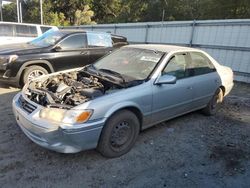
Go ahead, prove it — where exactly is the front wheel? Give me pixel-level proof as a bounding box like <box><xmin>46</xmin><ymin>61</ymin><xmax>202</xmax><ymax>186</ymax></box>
<box><xmin>21</xmin><ymin>65</ymin><xmax>48</xmax><ymax>85</ymax></box>
<box><xmin>202</xmin><ymin>88</ymin><xmax>224</xmax><ymax>116</ymax></box>
<box><xmin>97</xmin><ymin>110</ymin><xmax>140</xmax><ymax>158</ymax></box>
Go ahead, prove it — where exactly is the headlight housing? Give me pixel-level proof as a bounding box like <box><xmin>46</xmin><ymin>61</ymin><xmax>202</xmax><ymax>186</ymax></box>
<box><xmin>0</xmin><ymin>55</ymin><xmax>18</xmax><ymax>65</ymax></box>
<box><xmin>39</xmin><ymin>108</ymin><xmax>93</xmax><ymax>126</ymax></box>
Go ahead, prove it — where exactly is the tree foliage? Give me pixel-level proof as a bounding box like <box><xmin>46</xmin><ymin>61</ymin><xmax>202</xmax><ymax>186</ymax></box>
<box><xmin>2</xmin><ymin>3</ymin><xmax>16</xmax><ymax>22</ymax></box>
<box><xmin>74</xmin><ymin>5</ymin><xmax>96</xmax><ymax>25</ymax></box>
<box><xmin>45</xmin><ymin>12</ymin><xmax>70</xmax><ymax>26</ymax></box>
<box><xmin>2</xmin><ymin>0</ymin><xmax>250</xmax><ymax>26</ymax></box>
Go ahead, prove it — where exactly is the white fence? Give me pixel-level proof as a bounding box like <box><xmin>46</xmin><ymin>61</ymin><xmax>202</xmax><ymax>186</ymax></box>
<box><xmin>66</xmin><ymin>19</ymin><xmax>250</xmax><ymax>83</ymax></box>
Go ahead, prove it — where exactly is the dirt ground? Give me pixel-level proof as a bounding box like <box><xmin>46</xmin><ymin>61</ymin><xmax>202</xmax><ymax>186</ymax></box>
<box><xmin>0</xmin><ymin>82</ymin><xmax>249</xmax><ymax>188</ymax></box>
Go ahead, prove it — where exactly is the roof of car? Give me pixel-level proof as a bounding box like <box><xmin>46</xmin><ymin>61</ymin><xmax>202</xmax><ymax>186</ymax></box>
<box><xmin>124</xmin><ymin>44</ymin><xmax>196</xmax><ymax>53</ymax></box>
<box><xmin>58</xmin><ymin>29</ymin><xmax>86</xmax><ymax>34</ymax></box>
<box><xmin>58</xmin><ymin>29</ymin><xmax>125</xmax><ymax>38</ymax></box>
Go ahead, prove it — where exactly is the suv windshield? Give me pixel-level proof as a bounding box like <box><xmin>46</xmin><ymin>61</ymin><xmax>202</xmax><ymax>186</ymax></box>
<box><xmin>93</xmin><ymin>47</ymin><xmax>164</xmax><ymax>81</ymax></box>
<box><xmin>29</xmin><ymin>29</ymin><xmax>64</xmax><ymax>47</ymax></box>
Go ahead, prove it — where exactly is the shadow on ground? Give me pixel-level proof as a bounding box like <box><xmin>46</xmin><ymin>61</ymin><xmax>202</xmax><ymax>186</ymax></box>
<box><xmin>0</xmin><ymin>82</ymin><xmax>249</xmax><ymax>188</ymax></box>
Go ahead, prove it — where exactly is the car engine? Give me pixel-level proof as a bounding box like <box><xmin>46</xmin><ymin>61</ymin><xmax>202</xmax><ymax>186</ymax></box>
<box><xmin>26</xmin><ymin>71</ymin><xmax>110</xmax><ymax>108</ymax></box>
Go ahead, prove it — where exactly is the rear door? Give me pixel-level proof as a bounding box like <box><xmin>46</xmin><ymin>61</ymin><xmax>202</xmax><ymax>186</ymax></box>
<box><xmin>187</xmin><ymin>52</ymin><xmax>221</xmax><ymax>109</ymax></box>
<box><xmin>51</xmin><ymin>33</ymin><xmax>90</xmax><ymax>71</ymax></box>
<box><xmin>86</xmin><ymin>32</ymin><xmax>113</xmax><ymax>64</ymax></box>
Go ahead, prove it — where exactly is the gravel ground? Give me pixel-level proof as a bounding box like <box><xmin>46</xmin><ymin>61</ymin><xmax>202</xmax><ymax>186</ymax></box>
<box><xmin>0</xmin><ymin>82</ymin><xmax>249</xmax><ymax>188</ymax></box>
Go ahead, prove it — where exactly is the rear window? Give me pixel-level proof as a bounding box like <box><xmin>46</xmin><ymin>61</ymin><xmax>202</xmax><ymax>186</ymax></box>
<box><xmin>15</xmin><ymin>25</ymin><xmax>38</xmax><ymax>37</ymax></box>
<box><xmin>41</xmin><ymin>26</ymin><xmax>52</xmax><ymax>33</ymax></box>
<box><xmin>0</xmin><ymin>24</ymin><xmax>14</xmax><ymax>36</ymax></box>
<box><xmin>189</xmin><ymin>52</ymin><xmax>215</xmax><ymax>76</ymax></box>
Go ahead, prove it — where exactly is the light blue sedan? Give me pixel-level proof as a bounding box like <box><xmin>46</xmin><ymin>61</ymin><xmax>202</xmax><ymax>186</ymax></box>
<box><xmin>12</xmin><ymin>45</ymin><xmax>234</xmax><ymax>157</ymax></box>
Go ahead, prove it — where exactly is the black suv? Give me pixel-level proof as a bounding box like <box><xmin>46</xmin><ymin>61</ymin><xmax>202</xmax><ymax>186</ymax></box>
<box><xmin>0</xmin><ymin>29</ymin><xmax>128</xmax><ymax>87</ymax></box>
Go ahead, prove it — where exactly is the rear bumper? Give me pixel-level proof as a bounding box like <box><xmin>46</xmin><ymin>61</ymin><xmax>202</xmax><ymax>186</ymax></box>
<box><xmin>12</xmin><ymin>93</ymin><xmax>105</xmax><ymax>153</ymax></box>
<box><xmin>224</xmin><ymin>82</ymin><xmax>234</xmax><ymax>96</ymax></box>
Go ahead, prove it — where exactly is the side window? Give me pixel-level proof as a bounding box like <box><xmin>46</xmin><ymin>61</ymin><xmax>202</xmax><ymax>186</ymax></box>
<box><xmin>59</xmin><ymin>34</ymin><xmax>87</xmax><ymax>49</ymax></box>
<box><xmin>41</xmin><ymin>26</ymin><xmax>52</xmax><ymax>33</ymax></box>
<box><xmin>87</xmin><ymin>33</ymin><xmax>112</xmax><ymax>48</ymax></box>
<box><xmin>0</xmin><ymin>24</ymin><xmax>14</xmax><ymax>36</ymax></box>
<box><xmin>29</xmin><ymin>26</ymin><xmax>38</xmax><ymax>36</ymax></box>
<box><xmin>15</xmin><ymin>25</ymin><xmax>37</xmax><ymax>37</ymax></box>
<box><xmin>189</xmin><ymin>52</ymin><xmax>215</xmax><ymax>76</ymax></box>
<box><xmin>162</xmin><ymin>54</ymin><xmax>188</xmax><ymax>79</ymax></box>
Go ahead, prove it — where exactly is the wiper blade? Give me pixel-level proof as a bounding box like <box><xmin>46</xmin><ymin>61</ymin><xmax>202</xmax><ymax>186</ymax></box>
<box><xmin>87</xmin><ymin>64</ymin><xmax>95</xmax><ymax>70</ymax></box>
<box><xmin>98</xmin><ymin>68</ymin><xmax>126</xmax><ymax>83</ymax></box>
<box><xmin>83</xmin><ymin>64</ymin><xmax>100</xmax><ymax>76</ymax></box>
<box><xmin>82</xmin><ymin>66</ymin><xmax>126</xmax><ymax>87</ymax></box>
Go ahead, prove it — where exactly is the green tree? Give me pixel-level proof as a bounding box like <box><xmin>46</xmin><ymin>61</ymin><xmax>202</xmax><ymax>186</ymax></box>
<box><xmin>2</xmin><ymin>0</ymin><xmax>250</xmax><ymax>26</ymax></box>
<box><xmin>22</xmin><ymin>0</ymin><xmax>40</xmax><ymax>23</ymax></box>
<box><xmin>207</xmin><ymin>0</ymin><xmax>250</xmax><ymax>19</ymax></box>
<box><xmin>2</xmin><ymin>3</ymin><xmax>16</xmax><ymax>22</ymax></box>
<box><xmin>92</xmin><ymin>0</ymin><xmax>122</xmax><ymax>23</ymax></box>
<box><xmin>74</xmin><ymin>5</ymin><xmax>96</xmax><ymax>25</ymax></box>
<box><xmin>45</xmin><ymin>12</ymin><xmax>70</xmax><ymax>26</ymax></box>
<box><xmin>117</xmin><ymin>0</ymin><xmax>149</xmax><ymax>22</ymax></box>
<box><xmin>50</xmin><ymin>0</ymin><xmax>94</xmax><ymax>24</ymax></box>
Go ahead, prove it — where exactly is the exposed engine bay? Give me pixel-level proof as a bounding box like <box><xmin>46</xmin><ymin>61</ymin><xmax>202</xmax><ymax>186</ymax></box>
<box><xmin>25</xmin><ymin>71</ymin><xmax>123</xmax><ymax>108</ymax></box>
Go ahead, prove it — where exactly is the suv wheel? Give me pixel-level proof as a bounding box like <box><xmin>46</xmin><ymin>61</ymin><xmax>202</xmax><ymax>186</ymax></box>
<box><xmin>22</xmin><ymin>66</ymin><xmax>48</xmax><ymax>85</ymax></box>
<box><xmin>97</xmin><ymin>110</ymin><xmax>140</xmax><ymax>158</ymax></box>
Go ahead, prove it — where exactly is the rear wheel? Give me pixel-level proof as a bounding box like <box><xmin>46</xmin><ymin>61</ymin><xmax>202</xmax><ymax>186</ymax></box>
<box><xmin>22</xmin><ymin>65</ymin><xmax>48</xmax><ymax>85</ymax></box>
<box><xmin>202</xmin><ymin>88</ymin><xmax>224</xmax><ymax>116</ymax></box>
<box><xmin>97</xmin><ymin>110</ymin><xmax>140</xmax><ymax>158</ymax></box>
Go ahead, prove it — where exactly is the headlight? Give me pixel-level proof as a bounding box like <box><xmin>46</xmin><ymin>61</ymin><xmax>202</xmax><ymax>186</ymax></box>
<box><xmin>39</xmin><ymin>108</ymin><xmax>93</xmax><ymax>126</ymax></box>
<box><xmin>0</xmin><ymin>55</ymin><xmax>18</xmax><ymax>65</ymax></box>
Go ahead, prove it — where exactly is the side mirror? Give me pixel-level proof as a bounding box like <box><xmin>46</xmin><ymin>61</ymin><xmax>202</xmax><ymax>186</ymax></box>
<box><xmin>155</xmin><ymin>74</ymin><xmax>177</xmax><ymax>85</ymax></box>
<box><xmin>53</xmin><ymin>45</ymin><xmax>62</xmax><ymax>52</ymax></box>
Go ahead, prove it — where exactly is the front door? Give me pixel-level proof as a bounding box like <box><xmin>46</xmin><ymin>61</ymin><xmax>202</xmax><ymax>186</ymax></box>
<box><xmin>152</xmin><ymin>53</ymin><xmax>194</xmax><ymax>123</ymax></box>
<box><xmin>51</xmin><ymin>33</ymin><xmax>90</xmax><ymax>71</ymax></box>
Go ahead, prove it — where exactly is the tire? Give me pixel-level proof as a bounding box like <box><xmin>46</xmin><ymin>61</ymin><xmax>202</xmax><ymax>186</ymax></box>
<box><xmin>22</xmin><ymin>65</ymin><xmax>48</xmax><ymax>85</ymax></box>
<box><xmin>202</xmin><ymin>88</ymin><xmax>224</xmax><ymax>116</ymax></box>
<box><xmin>97</xmin><ymin>110</ymin><xmax>140</xmax><ymax>158</ymax></box>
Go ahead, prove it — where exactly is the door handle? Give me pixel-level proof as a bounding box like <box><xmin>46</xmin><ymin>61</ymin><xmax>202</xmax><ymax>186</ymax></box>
<box><xmin>187</xmin><ymin>86</ymin><xmax>193</xmax><ymax>90</ymax></box>
<box><xmin>80</xmin><ymin>51</ymin><xmax>90</xmax><ymax>55</ymax></box>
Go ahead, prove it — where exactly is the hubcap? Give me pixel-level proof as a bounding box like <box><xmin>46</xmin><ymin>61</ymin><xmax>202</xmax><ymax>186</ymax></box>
<box><xmin>27</xmin><ymin>70</ymin><xmax>45</xmax><ymax>82</ymax></box>
<box><xmin>211</xmin><ymin>93</ymin><xmax>220</xmax><ymax>110</ymax></box>
<box><xmin>110</xmin><ymin>121</ymin><xmax>131</xmax><ymax>148</ymax></box>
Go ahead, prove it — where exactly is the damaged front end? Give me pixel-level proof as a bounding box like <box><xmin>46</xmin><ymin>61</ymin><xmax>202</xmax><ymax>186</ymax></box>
<box><xmin>24</xmin><ymin>70</ymin><xmax>121</xmax><ymax>109</ymax></box>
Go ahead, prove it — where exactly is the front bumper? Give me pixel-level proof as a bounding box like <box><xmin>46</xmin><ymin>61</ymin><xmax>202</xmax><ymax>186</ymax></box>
<box><xmin>0</xmin><ymin>69</ymin><xmax>20</xmax><ymax>87</ymax></box>
<box><xmin>12</xmin><ymin>93</ymin><xmax>105</xmax><ymax>153</ymax></box>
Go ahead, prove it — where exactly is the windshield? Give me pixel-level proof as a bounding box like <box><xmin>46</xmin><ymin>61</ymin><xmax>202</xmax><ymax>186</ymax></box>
<box><xmin>29</xmin><ymin>29</ymin><xmax>64</xmax><ymax>47</ymax></box>
<box><xmin>93</xmin><ymin>48</ymin><xmax>164</xmax><ymax>81</ymax></box>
